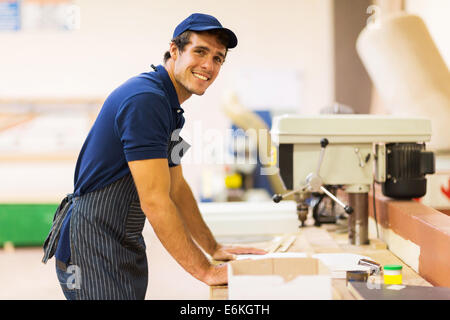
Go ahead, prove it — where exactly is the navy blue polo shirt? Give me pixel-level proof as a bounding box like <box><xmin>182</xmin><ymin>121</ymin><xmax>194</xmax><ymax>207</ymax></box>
<box><xmin>55</xmin><ymin>64</ymin><xmax>186</xmax><ymax>263</ymax></box>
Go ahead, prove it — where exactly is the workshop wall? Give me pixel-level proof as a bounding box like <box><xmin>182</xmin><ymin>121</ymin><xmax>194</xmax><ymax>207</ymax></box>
<box><xmin>0</xmin><ymin>0</ymin><xmax>447</xmax><ymax>200</ymax></box>
<box><xmin>0</xmin><ymin>0</ymin><xmax>334</xmax><ymax>106</ymax></box>
<box><xmin>0</xmin><ymin>0</ymin><xmax>334</xmax><ymax>199</ymax></box>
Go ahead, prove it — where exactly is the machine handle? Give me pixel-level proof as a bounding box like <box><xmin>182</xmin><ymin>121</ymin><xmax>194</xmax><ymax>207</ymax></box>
<box><xmin>320</xmin><ymin>138</ymin><xmax>329</xmax><ymax>148</ymax></box>
<box><xmin>316</xmin><ymin>138</ymin><xmax>352</xmax><ymax>214</ymax></box>
<box><xmin>272</xmin><ymin>194</ymin><xmax>283</xmax><ymax>203</ymax></box>
<box><xmin>320</xmin><ymin>186</ymin><xmax>353</xmax><ymax>214</ymax></box>
<box><xmin>273</xmin><ymin>138</ymin><xmax>329</xmax><ymax>204</ymax></box>
<box><xmin>315</xmin><ymin>138</ymin><xmax>329</xmax><ymax>176</ymax></box>
<box><xmin>272</xmin><ymin>186</ymin><xmax>307</xmax><ymax>203</ymax></box>
<box><xmin>273</xmin><ymin>186</ymin><xmax>353</xmax><ymax>214</ymax></box>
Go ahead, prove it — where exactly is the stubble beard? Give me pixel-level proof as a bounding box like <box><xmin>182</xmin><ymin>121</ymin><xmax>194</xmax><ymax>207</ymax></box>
<box><xmin>178</xmin><ymin>76</ymin><xmax>206</xmax><ymax>97</ymax></box>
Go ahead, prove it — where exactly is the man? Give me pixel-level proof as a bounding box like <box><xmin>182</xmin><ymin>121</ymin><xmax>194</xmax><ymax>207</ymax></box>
<box><xmin>42</xmin><ymin>13</ymin><xmax>266</xmax><ymax>300</ymax></box>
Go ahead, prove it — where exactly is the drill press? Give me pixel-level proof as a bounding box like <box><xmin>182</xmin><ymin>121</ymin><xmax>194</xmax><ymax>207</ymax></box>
<box><xmin>271</xmin><ymin>114</ymin><xmax>435</xmax><ymax>245</ymax></box>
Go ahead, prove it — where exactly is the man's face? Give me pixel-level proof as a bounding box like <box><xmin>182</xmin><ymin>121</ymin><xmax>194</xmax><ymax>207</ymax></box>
<box><xmin>171</xmin><ymin>32</ymin><xmax>227</xmax><ymax>98</ymax></box>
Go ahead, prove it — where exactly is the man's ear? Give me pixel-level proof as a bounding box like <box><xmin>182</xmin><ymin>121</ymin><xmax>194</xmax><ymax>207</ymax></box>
<box><xmin>169</xmin><ymin>43</ymin><xmax>179</xmax><ymax>61</ymax></box>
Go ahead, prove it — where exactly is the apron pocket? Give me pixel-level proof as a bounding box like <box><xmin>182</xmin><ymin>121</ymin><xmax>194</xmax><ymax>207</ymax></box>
<box><xmin>41</xmin><ymin>194</ymin><xmax>73</xmax><ymax>264</ymax></box>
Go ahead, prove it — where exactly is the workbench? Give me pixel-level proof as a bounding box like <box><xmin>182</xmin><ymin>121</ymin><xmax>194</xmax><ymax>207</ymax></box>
<box><xmin>210</xmin><ymin>221</ymin><xmax>432</xmax><ymax>300</ymax></box>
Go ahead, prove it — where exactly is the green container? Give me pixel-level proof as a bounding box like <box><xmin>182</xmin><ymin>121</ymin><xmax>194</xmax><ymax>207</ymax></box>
<box><xmin>0</xmin><ymin>204</ymin><xmax>58</xmax><ymax>247</ymax></box>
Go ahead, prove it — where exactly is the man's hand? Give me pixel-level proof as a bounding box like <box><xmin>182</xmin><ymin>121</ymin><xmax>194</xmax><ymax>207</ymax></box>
<box><xmin>204</xmin><ymin>246</ymin><xmax>267</xmax><ymax>286</ymax></box>
<box><xmin>212</xmin><ymin>244</ymin><xmax>267</xmax><ymax>261</ymax></box>
<box><xmin>204</xmin><ymin>264</ymin><xmax>228</xmax><ymax>286</ymax></box>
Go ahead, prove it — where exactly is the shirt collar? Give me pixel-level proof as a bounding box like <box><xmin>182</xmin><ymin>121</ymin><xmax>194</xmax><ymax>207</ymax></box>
<box><xmin>154</xmin><ymin>64</ymin><xmax>184</xmax><ymax>113</ymax></box>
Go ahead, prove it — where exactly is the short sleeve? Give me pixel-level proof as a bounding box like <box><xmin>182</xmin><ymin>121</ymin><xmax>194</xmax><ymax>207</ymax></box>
<box><xmin>114</xmin><ymin>93</ymin><xmax>171</xmax><ymax>162</ymax></box>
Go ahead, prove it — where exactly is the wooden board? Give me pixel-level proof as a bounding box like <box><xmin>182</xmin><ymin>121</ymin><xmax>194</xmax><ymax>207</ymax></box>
<box><xmin>210</xmin><ymin>220</ymin><xmax>432</xmax><ymax>300</ymax></box>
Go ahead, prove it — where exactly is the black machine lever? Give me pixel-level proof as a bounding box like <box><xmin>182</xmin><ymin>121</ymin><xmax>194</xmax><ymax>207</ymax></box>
<box><xmin>272</xmin><ymin>137</ymin><xmax>353</xmax><ymax>214</ymax></box>
<box><xmin>272</xmin><ymin>186</ymin><xmax>307</xmax><ymax>203</ymax></box>
<box><xmin>319</xmin><ymin>186</ymin><xmax>353</xmax><ymax>214</ymax></box>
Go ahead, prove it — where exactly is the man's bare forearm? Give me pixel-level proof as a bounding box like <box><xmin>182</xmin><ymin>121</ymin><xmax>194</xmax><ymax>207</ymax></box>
<box><xmin>142</xmin><ymin>196</ymin><xmax>213</xmax><ymax>282</ymax></box>
<box><xmin>129</xmin><ymin>158</ymin><xmax>227</xmax><ymax>286</ymax></box>
<box><xmin>171</xmin><ymin>179</ymin><xmax>219</xmax><ymax>256</ymax></box>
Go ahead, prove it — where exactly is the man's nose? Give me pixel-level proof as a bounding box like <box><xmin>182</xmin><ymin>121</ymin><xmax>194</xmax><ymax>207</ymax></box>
<box><xmin>200</xmin><ymin>55</ymin><xmax>214</xmax><ymax>71</ymax></box>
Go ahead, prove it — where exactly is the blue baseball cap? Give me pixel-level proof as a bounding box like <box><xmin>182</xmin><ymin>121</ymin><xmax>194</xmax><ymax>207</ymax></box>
<box><xmin>173</xmin><ymin>13</ymin><xmax>238</xmax><ymax>49</ymax></box>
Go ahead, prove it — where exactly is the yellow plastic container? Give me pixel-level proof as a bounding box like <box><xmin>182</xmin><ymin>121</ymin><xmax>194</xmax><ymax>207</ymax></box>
<box><xmin>383</xmin><ymin>265</ymin><xmax>403</xmax><ymax>285</ymax></box>
<box><xmin>225</xmin><ymin>173</ymin><xmax>243</xmax><ymax>189</ymax></box>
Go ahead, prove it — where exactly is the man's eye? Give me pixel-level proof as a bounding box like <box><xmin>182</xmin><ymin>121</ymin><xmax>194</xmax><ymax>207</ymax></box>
<box><xmin>195</xmin><ymin>50</ymin><xmax>206</xmax><ymax>55</ymax></box>
<box><xmin>214</xmin><ymin>57</ymin><xmax>223</xmax><ymax>64</ymax></box>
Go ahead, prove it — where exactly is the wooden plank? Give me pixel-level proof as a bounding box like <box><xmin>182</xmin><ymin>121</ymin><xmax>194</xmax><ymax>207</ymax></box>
<box><xmin>211</xmin><ymin>223</ymin><xmax>432</xmax><ymax>299</ymax></box>
<box><xmin>266</xmin><ymin>236</ymin><xmax>284</xmax><ymax>253</ymax></box>
<box><xmin>368</xmin><ymin>187</ymin><xmax>450</xmax><ymax>286</ymax></box>
<box><xmin>301</xmin><ymin>227</ymin><xmax>342</xmax><ymax>253</ymax></box>
<box><xmin>333</xmin><ymin>279</ymin><xmax>358</xmax><ymax>300</ymax></box>
<box><xmin>210</xmin><ymin>285</ymin><xmax>228</xmax><ymax>300</ymax></box>
<box><xmin>278</xmin><ymin>235</ymin><xmax>296</xmax><ymax>252</ymax></box>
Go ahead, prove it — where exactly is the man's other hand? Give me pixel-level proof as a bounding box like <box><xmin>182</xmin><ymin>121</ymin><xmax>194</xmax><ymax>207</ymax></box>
<box><xmin>212</xmin><ymin>245</ymin><xmax>267</xmax><ymax>261</ymax></box>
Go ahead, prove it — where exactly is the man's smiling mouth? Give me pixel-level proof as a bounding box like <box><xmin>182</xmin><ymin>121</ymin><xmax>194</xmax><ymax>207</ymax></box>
<box><xmin>192</xmin><ymin>72</ymin><xmax>209</xmax><ymax>81</ymax></box>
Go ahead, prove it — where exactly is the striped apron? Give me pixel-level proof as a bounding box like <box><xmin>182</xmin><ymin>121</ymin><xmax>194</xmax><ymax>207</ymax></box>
<box><xmin>43</xmin><ymin>173</ymin><xmax>148</xmax><ymax>300</ymax></box>
<box><xmin>42</xmin><ymin>132</ymin><xmax>189</xmax><ymax>299</ymax></box>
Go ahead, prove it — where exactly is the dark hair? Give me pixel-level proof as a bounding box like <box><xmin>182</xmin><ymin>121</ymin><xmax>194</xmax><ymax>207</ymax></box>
<box><xmin>163</xmin><ymin>29</ymin><xmax>230</xmax><ymax>63</ymax></box>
